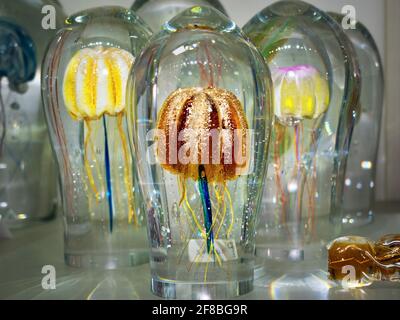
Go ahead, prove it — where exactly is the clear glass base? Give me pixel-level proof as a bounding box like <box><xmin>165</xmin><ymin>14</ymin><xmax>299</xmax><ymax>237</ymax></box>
<box><xmin>65</xmin><ymin>250</ymin><xmax>149</xmax><ymax>269</ymax></box>
<box><xmin>0</xmin><ymin>203</ymin><xmax>57</xmax><ymax>229</ymax></box>
<box><xmin>151</xmin><ymin>276</ymin><xmax>253</xmax><ymax>299</ymax></box>
<box><xmin>341</xmin><ymin>210</ymin><xmax>374</xmax><ymax>227</ymax></box>
<box><xmin>254</xmin><ymin>267</ymin><xmax>335</xmax><ymax>299</ymax></box>
<box><xmin>254</xmin><ymin>241</ymin><xmax>329</xmax><ymax>290</ymax></box>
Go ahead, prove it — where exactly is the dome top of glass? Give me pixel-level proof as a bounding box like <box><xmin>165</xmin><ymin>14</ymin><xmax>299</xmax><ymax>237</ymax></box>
<box><xmin>130</xmin><ymin>0</ymin><xmax>228</xmax><ymax>32</ymax></box>
<box><xmin>132</xmin><ymin>0</ymin><xmax>228</xmax><ymax>16</ymax></box>
<box><xmin>65</xmin><ymin>6</ymin><xmax>144</xmax><ymax>26</ymax></box>
<box><xmin>56</xmin><ymin>6</ymin><xmax>152</xmax><ymax>55</ymax></box>
<box><xmin>163</xmin><ymin>5</ymin><xmax>236</xmax><ymax>34</ymax></box>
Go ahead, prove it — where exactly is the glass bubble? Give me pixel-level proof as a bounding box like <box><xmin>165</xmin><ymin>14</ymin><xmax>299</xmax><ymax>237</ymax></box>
<box><xmin>127</xmin><ymin>6</ymin><xmax>273</xmax><ymax>298</ymax></box>
<box><xmin>41</xmin><ymin>6</ymin><xmax>152</xmax><ymax>268</ymax></box>
<box><xmin>243</xmin><ymin>0</ymin><xmax>361</xmax><ymax>279</ymax></box>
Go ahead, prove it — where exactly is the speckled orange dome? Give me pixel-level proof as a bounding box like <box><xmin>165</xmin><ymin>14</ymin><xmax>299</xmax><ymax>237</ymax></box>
<box><xmin>155</xmin><ymin>87</ymin><xmax>249</xmax><ymax>182</ymax></box>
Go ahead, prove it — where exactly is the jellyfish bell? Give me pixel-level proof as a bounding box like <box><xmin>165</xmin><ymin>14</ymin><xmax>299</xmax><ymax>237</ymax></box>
<box><xmin>273</xmin><ymin>64</ymin><xmax>330</xmax><ymax>126</ymax></box>
<box><xmin>155</xmin><ymin>86</ymin><xmax>250</xmax><ymax>183</ymax></box>
<box><xmin>63</xmin><ymin>46</ymin><xmax>134</xmax><ymax>120</ymax></box>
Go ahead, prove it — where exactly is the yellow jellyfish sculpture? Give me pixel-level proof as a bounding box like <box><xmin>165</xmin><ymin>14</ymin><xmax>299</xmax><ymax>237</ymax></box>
<box><xmin>62</xmin><ymin>46</ymin><xmax>136</xmax><ymax>231</ymax></box>
<box><xmin>272</xmin><ymin>64</ymin><xmax>329</xmax><ymax>238</ymax></box>
<box><xmin>273</xmin><ymin>65</ymin><xmax>329</xmax><ymax>124</ymax></box>
<box><xmin>155</xmin><ymin>87</ymin><xmax>249</xmax><ymax>264</ymax></box>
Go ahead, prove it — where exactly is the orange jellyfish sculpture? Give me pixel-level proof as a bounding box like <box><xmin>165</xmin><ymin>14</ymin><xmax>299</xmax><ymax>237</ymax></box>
<box><xmin>155</xmin><ymin>87</ymin><xmax>249</xmax><ymax>258</ymax></box>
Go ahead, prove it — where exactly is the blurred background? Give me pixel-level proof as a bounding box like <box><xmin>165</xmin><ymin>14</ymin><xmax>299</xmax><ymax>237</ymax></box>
<box><xmin>59</xmin><ymin>0</ymin><xmax>398</xmax><ymax>203</ymax></box>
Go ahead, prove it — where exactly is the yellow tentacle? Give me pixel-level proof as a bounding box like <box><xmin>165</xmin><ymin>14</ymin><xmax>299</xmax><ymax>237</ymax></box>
<box><xmin>117</xmin><ymin>114</ymin><xmax>137</xmax><ymax>226</ymax></box>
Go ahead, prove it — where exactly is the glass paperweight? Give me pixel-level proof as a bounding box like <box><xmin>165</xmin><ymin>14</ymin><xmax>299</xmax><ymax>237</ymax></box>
<box><xmin>0</xmin><ymin>0</ymin><xmax>64</xmax><ymax>228</ymax></box>
<box><xmin>328</xmin><ymin>235</ymin><xmax>400</xmax><ymax>288</ymax></box>
<box><xmin>41</xmin><ymin>7</ymin><xmax>152</xmax><ymax>268</ymax></box>
<box><xmin>328</xmin><ymin>13</ymin><xmax>384</xmax><ymax>227</ymax></box>
<box><xmin>130</xmin><ymin>0</ymin><xmax>227</xmax><ymax>32</ymax></box>
<box><xmin>243</xmin><ymin>0</ymin><xmax>360</xmax><ymax>281</ymax></box>
<box><xmin>127</xmin><ymin>6</ymin><xmax>272</xmax><ymax>299</ymax></box>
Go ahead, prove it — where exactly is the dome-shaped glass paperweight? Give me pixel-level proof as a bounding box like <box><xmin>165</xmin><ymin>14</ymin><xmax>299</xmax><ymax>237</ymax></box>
<box><xmin>328</xmin><ymin>12</ymin><xmax>384</xmax><ymax>228</ymax></box>
<box><xmin>41</xmin><ymin>7</ymin><xmax>152</xmax><ymax>268</ymax></box>
<box><xmin>0</xmin><ymin>0</ymin><xmax>64</xmax><ymax>228</ymax></box>
<box><xmin>243</xmin><ymin>0</ymin><xmax>360</xmax><ymax>283</ymax></box>
<box><xmin>130</xmin><ymin>0</ymin><xmax>227</xmax><ymax>32</ymax></box>
<box><xmin>127</xmin><ymin>6</ymin><xmax>273</xmax><ymax>299</ymax></box>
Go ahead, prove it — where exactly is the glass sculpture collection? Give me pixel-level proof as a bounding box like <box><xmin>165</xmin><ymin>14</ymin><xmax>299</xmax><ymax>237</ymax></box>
<box><xmin>0</xmin><ymin>0</ymin><xmax>386</xmax><ymax>299</ymax></box>
<box><xmin>41</xmin><ymin>7</ymin><xmax>152</xmax><ymax>268</ymax></box>
<box><xmin>0</xmin><ymin>0</ymin><xmax>63</xmax><ymax>227</ymax></box>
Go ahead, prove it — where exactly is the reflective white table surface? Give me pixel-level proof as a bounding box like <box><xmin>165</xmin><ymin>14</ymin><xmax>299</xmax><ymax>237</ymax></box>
<box><xmin>1</xmin><ymin>203</ymin><xmax>399</xmax><ymax>300</ymax></box>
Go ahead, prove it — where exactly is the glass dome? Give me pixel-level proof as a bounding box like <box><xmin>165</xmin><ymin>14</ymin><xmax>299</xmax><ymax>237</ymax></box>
<box><xmin>41</xmin><ymin>7</ymin><xmax>152</xmax><ymax>268</ymax></box>
<box><xmin>243</xmin><ymin>0</ymin><xmax>361</xmax><ymax>278</ymax></box>
<box><xmin>328</xmin><ymin>12</ymin><xmax>384</xmax><ymax>228</ymax></box>
<box><xmin>130</xmin><ymin>0</ymin><xmax>227</xmax><ymax>32</ymax></box>
<box><xmin>0</xmin><ymin>0</ymin><xmax>65</xmax><ymax>227</ymax></box>
<box><xmin>127</xmin><ymin>6</ymin><xmax>272</xmax><ymax>299</ymax></box>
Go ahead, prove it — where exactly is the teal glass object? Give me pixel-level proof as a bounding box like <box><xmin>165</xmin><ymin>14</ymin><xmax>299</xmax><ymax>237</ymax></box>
<box><xmin>0</xmin><ymin>0</ymin><xmax>64</xmax><ymax>228</ymax></box>
<box><xmin>328</xmin><ymin>13</ymin><xmax>384</xmax><ymax>228</ymax></box>
<box><xmin>127</xmin><ymin>6</ymin><xmax>273</xmax><ymax>299</ymax></box>
<box><xmin>0</xmin><ymin>20</ymin><xmax>36</xmax><ymax>86</ymax></box>
<box><xmin>243</xmin><ymin>0</ymin><xmax>361</xmax><ymax>281</ymax></box>
<box><xmin>130</xmin><ymin>0</ymin><xmax>227</xmax><ymax>32</ymax></box>
<box><xmin>41</xmin><ymin>7</ymin><xmax>152</xmax><ymax>268</ymax></box>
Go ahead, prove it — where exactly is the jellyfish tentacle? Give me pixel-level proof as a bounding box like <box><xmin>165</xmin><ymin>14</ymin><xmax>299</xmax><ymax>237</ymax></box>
<box><xmin>294</xmin><ymin>123</ymin><xmax>302</xmax><ymax>221</ymax></box>
<box><xmin>274</xmin><ymin>124</ymin><xmax>287</xmax><ymax>227</ymax></box>
<box><xmin>182</xmin><ymin>178</ymin><xmax>206</xmax><ymax>239</ymax></box>
<box><xmin>87</xmin><ymin>122</ymin><xmax>105</xmax><ymax>191</ymax></box>
<box><xmin>190</xmin><ymin>234</ymin><xmax>222</xmax><ymax>276</ymax></box>
<box><xmin>117</xmin><ymin>113</ymin><xmax>137</xmax><ymax>225</ymax></box>
<box><xmin>215</xmin><ymin>185</ymin><xmax>228</xmax><ymax>239</ymax></box>
<box><xmin>198</xmin><ymin>164</ymin><xmax>215</xmax><ymax>254</ymax></box>
<box><xmin>292</xmin><ymin>124</ymin><xmax>299</xmax><ymax>207</ymax></box>
<box><xmin>84</xmin><ymin>119</ymin><xmax>101</xmax><ymax>201</ymax></box>
<box><xmin>178</xmin><ymin>175</ymin><xmax>186</xmax><ymax>206</ymax></box>
<box><xmin>308</xmin><ymin>124</ymin><xmax>319</xmax><ymax>238</ymax></box>
<box><xmin>103</xmin><ymin>116</ymin><xmax>114</xmax><ymax>232</ymax></box>
<box><xmin>224</xmin><ymin>184</ymin><xmax>235</xmax><ymax>237</ymax></box>
<box><xmin>212</xmin><ymin>183</ymin><xmax>223</xmax><ymax>236</ymax></box>
<box><xmin>177</xmin><ymin>177</ymin><xmax>204</xmax><ymax>267</ymax></box>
